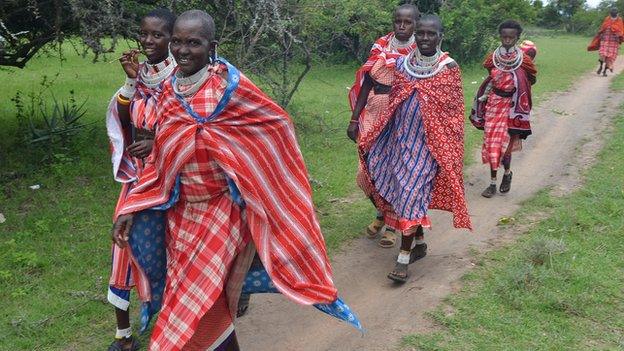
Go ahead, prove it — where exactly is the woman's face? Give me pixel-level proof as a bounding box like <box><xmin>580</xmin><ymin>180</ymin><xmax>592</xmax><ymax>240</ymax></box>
<box><xmin>415</xmin><ymin>20</ymin><xmax>440</xmax><ymax>56</ymax></box>
<box><xmin>139</xmin><ymin>17</ymin><xmax>171</xmax><ymax>64</ymax></box>
<box><xmin>393</xmin><ymin>9</ymin><xmax>416</xmax><ymax>42</ymax></box>
<box><xmin>500</xmin><ymin>28</ymin><xmax>519</xmax><ymax>49</ymax></box>
<box><xmin>170</xmin><ymin>19</ymin><xmax>215</xmax><ymax>76</ymax></box>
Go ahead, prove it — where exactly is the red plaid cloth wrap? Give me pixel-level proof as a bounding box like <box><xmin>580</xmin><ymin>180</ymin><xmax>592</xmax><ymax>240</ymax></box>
<box><xmin>470</xmin><ymin>53</ymin><xmax>537</xmax><ymax>169</ymax></box>
<box><xmin>589</xmin><ymin>16</ymin><xmax>624</xmax><ymax>62</ymax></box>
<box><xmin>117</xmin><ymin>67</ymin><xmax>338</xmax><ymax>350</ymax></box>
<box><xmin>600</xmin><ymin>29</ymin><xmax>621</xmax><ymax>67</ymax></box>
<box><xmin>348</xmin><ymin>32</ymin><xmax>417</xmax><ymax>111</ymax></box>
<box><xmin>358</xmin><ymin>56</ymin><xmax>472</xmax><ymax>230</ymax></box>
<box><xmin>105</xmin><ymin>63</ymin><xmax>173</xmax><ymax>307</ymax></box>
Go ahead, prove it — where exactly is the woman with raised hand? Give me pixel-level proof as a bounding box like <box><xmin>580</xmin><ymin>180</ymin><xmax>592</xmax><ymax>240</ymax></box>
<box><xmin>105</xmin><ymin>8</ymin><xmax>176</xmax><ymax>351</ymax></box>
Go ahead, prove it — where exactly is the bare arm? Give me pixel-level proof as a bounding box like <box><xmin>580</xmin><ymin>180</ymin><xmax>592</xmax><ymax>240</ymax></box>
<box><xmin>347</xmin><ymin>73</ymin><xmax>373</xmax><ymax>142</ymax></box>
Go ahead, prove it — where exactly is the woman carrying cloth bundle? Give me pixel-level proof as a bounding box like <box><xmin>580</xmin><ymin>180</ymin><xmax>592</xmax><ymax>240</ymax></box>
<box><xmin>348</xmin><ymin>3</ymin><xmax>419</xmax><ymax>249</ymax></box>
<box><xmin>470</xmin><ymin>20</ymin><xmax>537</xmax><ymax>198</ymax></box>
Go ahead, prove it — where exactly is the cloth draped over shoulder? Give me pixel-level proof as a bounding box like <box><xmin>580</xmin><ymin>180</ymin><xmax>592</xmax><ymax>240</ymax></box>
<box><xmin>348</xmin><ymin>32</ymin><xmax>417</xmax><ymax>110</ymax></box>
<box><xmin>358</xmin><ymin>55</ymin><xmax>472</xmax><ymax>230</ymax></box>
<box><xmin>117</xmin><ymin>63</ymin><xmax>339</xmax><ymax>307</ymax></box>
<box><xmin>105</xmin><ymin>62</ymin><xmax>173</xmax><ymax>332</ymax></box>
<box><xmin>470</xmin><ymin>54</ymin><xmax>537</xmax><ymax>139</ymax></box>
<box><xmin>588</xmin><ymin>16</ymin><xmax>624</xmax><ymax>51</ymax></box>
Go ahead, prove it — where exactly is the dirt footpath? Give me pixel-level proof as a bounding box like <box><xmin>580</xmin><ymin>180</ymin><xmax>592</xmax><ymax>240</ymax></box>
<box><xmin>237</xmin><ymin>59</ymin><xmax>624</xmax><ymax>351</ymax></box>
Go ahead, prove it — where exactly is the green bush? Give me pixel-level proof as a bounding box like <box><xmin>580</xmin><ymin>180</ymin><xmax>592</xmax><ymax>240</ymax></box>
<box><xmin>440</xmin><ymin>0</ymin><xmax>536</xmax><ymax>63</ymax></box>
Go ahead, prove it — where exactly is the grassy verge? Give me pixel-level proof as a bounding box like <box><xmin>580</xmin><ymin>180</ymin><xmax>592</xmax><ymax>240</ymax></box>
<box><xmin>0</xmin><ymin>34</ymin><xmax>596</xmax><ymax>349</ymax></box>
<box><xmin>403</xmin><ymin>72</ymin><xmax>624</xmax><ymax>351</ymax></box>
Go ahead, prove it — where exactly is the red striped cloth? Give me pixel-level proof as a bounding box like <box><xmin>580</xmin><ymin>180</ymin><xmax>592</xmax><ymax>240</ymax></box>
<box><xmin>118</xmin><ymin>65</ymin><xmax>339</xmax><ymax>349</ymax></box>
<box><xmin>105</xmin><ymin>62</ymin><xmax>174</xmax><ymax>306</ymax></box>
<box><xmin>349</xmin><ymin>32</ymin><xmax>417</xmax><ymax>111</ymax></box>
<box><xmin>600</xmin><ymin>29</ymin><xmax>621</xmax><ymax>67</ymax></box>
<box><xmin>481</xmin><ymin>68</ymin><xmax>516</xmax><ymax>170</ymax></box>
<box><xmin>149</xmin><ymin>138</ymin><xmax>248</xmax><ymax>349</ymax></box>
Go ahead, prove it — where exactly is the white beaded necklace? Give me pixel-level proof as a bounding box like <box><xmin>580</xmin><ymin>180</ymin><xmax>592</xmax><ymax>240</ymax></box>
<box><xmin>173</xmin><ymin>66</ymin><xmax>210</xmax><ymax>97</ymax></box>
<box><xmin>403</xmin><ymin>48</ymin><xmax>444</xmax><ymax>79</ymax></box>
<box><xmin>492</xmin><ymin>45</ymin><xmax>523</xmax><ymax>72</ymax></box>
<box><xmin>389</xmin><ymin>34</ymin><xmax>415</xmax><ymax>51</ymax></box>
<box><xmin>139</xmin><ymin>56</ymin><xmax>176</xmax><ymax>89</ymax></box>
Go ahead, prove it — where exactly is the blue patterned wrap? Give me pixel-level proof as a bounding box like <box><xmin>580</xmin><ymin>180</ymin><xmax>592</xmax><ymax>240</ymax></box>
<box><xmin>242</xmin><ymin>265</ymin><xmax>363</xmax><ymax>331</ymax></box>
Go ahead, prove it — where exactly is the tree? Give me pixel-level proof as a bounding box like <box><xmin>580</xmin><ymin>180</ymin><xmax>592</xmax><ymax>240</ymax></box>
<box><xmin>0</xmin><ymin>0</ymin><xmax>148</xmax><ymax>68</ymax></box>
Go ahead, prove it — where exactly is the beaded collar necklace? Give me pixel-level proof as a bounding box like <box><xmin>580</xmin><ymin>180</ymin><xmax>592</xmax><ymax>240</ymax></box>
<box><xmin>173</xmin><ymin>65</ymin><xmax>210</xmax><ymax>97</ymax></box>
<box><xmin>492</xmin><ymin>45</ymin><xmax>523</xmax><ymax>72</ymax></box>
<box><xmin>403</xmin><ymin>48</ymin><xmax>445</xmax><ymax>79</ymax></box>
<box><xmin>139</xmin><ymin>56</ymin><xmax>176</xmax><ymax>89</ymax></box>
<box><xmin>389</xmin><ymin>34</ymin><xmax>415</xmax><ymax>51</ymax></box>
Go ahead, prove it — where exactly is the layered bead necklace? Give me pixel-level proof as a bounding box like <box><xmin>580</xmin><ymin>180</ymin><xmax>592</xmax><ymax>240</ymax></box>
<box><xmin>139</xmin><ymin>56</ymin><xmax>176</xmax><ymax>89</ymax></box>
<box><xmin>388</xmin><ymin>34</ymin><xmax>415</xmax><ymax>51</ymax></box>
<box><xmin>173</xmin><ymin>65</ymin><xmax>210</xmax><ymax>97</ymax></box>
<box><xmin>403</xmin><ymin>47</ymin><xmax>444</xmax><ymax>79</ymax></box>
<box><xmin>492</xmin><ymin>45</ymin><xmax>523</xmax><ymax>72</ymax></box>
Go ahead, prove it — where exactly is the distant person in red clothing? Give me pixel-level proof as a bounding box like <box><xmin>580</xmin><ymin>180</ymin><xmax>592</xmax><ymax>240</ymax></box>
<box><xmin>589</xmin><ymin>8</ymin><xmax>624</xmax><ymax>76</ymax></box>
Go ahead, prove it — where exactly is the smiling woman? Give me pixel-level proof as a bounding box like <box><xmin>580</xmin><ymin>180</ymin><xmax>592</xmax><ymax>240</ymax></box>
<box><xmin>104</xmin><ymin>8</ymin><xmax>177</xmax><ymax>351</ymax></box>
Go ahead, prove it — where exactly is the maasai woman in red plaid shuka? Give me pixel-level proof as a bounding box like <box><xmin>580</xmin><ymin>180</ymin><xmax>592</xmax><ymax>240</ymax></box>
<box><xmin>470</xmin><ymin>20</ymin><xmax>537</xmax><ymax>199</ymax></box>
<box><xmin>347</xmin><ymin>4</ymin><xmax>419</xmax><ymax>249</ymax></box>
<box><xmin>105</xmin><ymin>8</ymin><xmax>176</xmax><ymax>351</ymax></box>
<box><xmin>112</xmin><ymin>10</ymin><xmax>358</xmax><ymax>351</ymax></box>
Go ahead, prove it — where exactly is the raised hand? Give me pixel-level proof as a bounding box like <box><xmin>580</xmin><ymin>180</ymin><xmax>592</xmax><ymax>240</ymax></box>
<box><xmin>119</xmin><ymin>49</ymin><xmax>141</xmax><ymax>79</ymax></box>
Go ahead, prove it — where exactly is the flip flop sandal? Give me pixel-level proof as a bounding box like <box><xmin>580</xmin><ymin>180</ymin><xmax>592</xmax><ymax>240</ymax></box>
<box><xmin>409</xmin><ymin>243</ymin><xmax>428</xmax><ymax>264</ymax></box>
<box><xmin>378</xmin><ymin>229</ymin><xmax>396</xmax><ymax>248</ymax></box>
<box><xmin>387</xmin><ymin>263</ymin><xmax>409</xmax><ymax>283</ymax></box>
<box><xmin>107</xmin><ymin>337</ymin><xmax>140</xmax><ymax>351</ymax></box>
<box><xmin>366</xmin><ymin>219</ymin><xmax>384</xmax><ymax>239</ymax></box>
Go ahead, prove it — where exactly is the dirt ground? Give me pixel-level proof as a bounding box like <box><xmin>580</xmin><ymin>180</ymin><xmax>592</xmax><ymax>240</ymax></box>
<box><xmin>236</xmin><ymin>60</ymin><xmax>624</xmax><ymax>351</ymax></box>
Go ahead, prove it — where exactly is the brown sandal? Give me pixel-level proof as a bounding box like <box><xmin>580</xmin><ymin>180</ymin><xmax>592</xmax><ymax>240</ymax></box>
<box><xmin>378</xmin><ymin>229</ymin><xmax>396</xmax><ymax>248</ymax></box>
<box><xmin>387</xmin><ymin>262</ymin><xmax>409</xmax><ymax>283</ymax></box>
<box><xmin>366</xmin><ymin>218</ymin><xmax>384</xmax><ymax>239</ymax></box>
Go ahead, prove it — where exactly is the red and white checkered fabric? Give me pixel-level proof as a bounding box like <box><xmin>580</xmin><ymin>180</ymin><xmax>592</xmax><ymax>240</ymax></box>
<box><xmin>600</xmin><ymin>29</ymin><xmax>621</xmax><ymax>67</ymax></box>
<box><xmin>481</xmin><ymin>68</ymin><xmax>517</xmax><ymax>170</ymax></box>
<box><xmin>105</xmin><ymin>61</ymin><xmax>174</xmax><ymax>302</ymax></box>
<box><xmin>149</xmin><ymin>136</ymin><xmax>249</xmax><ymax>349</ymax></box>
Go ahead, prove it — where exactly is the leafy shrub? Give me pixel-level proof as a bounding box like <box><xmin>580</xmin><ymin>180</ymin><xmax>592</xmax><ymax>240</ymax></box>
<box><xmin>11</xmin><ymin>75</ymin><xmax>89</xmax><ymax>162</ymax></box>
<box><xmin>440</xmin><ymin>0</ymin><xmax>536</xmax><ymax>63</ymax></box>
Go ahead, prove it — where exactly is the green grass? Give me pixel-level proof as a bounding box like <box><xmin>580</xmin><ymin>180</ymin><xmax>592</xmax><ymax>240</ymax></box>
<box><xmin>0</xmin><ymin>34</ymin><xmax>598</xmax><ymax>349</ymax></box>
<box><xmin>402</xmin><ymin>72</ymin><xmax>624</xmax><ymax>351</ymax></box>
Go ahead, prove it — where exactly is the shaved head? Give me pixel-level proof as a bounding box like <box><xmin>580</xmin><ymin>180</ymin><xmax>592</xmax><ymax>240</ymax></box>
<box><xmin>418</xmin><ymin>14</ymin><xmax>443</xmax><ymax>34</ymax></box>
<box><xmin>395</xmin><ymin>4</ymin><xmax>420</xmax><ymax>21</ymax></box>
<box><xmin>176</xmin><ymin>10</ymin><xmax>216</xmax><ymax>41</ymax></box>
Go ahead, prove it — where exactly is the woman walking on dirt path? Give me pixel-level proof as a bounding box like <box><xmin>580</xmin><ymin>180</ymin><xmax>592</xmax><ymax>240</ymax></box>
<box><xmin>348</xmin><ymin>4</ymin><xmax>419</xmax><ymax>249</ymax></box>
<box><xmin>588</xmin><ymin>7</ymin><xmax>624</xmax><ymax>76</ymax></box>
<box><xmin>104</xmin><ymin>8</ymin><xmax>176</xmax><ymax>351</ymax></box>
<box><xmin>357</xmin><ymin>15</ymin><xmax>471</xmax><ymax>283</ymax></box>
<box><xmin>112</xmin><ymin>10</ymin><xmax>361</xmax><ymax>350</ymax></box>
<box><xmin>470</xmin><ymin>20</ymin><xmax>537</xmax><ymax>199</ymax></box>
